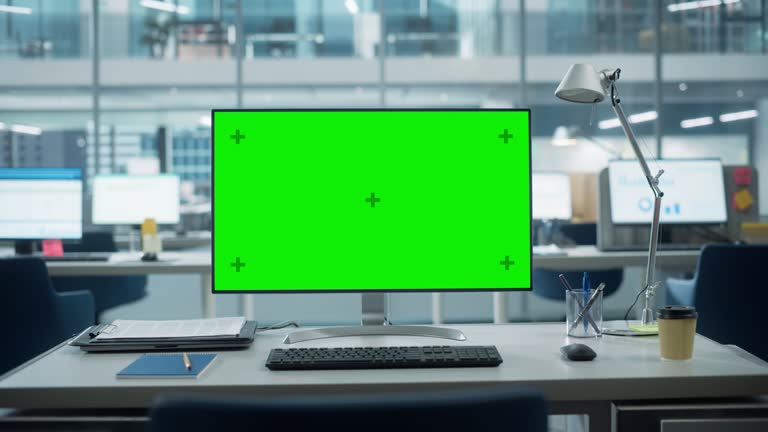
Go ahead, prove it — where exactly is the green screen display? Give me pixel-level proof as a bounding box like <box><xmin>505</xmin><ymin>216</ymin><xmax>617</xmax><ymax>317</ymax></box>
<box><xmin>213</xmin><ymin>110</ymin><xmax>531</xmax><ymax>292</ymax></box>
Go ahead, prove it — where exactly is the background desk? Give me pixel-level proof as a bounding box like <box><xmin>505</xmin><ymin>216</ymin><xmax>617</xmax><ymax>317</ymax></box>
<box><xmin>1</xmin><ymin>323</ymin><xmax>766</xmax><ymax>432</ymax></box>
<box><xmin>488</xmin><ymin>246</ymin><xmax>702</xmax><ymax>324</ymax></box>
<box><xmin>45</xmin><ymin>247</ymin><xmax>704</xmax><ymax>323</ymax></box>
<box><xmin>43</xmin><ymin>252</ymin><xmax>224</xmax><ymax>319</ymax></box>
<box><xmin>532</xmin><ymin>245</ymin><xmax>700</xmax><ymax>271</ymax></box>
<box><xmin>113</xmin><ymin>231</ymin><xmax>211</xmax><ymax>251</ymax></box>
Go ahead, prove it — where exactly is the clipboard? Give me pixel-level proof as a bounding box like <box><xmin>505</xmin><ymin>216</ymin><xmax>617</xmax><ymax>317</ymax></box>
<box><xmin>70</xmin><ymin>321</ymin><xmax>258</xmax><ymax>352</ymax></box>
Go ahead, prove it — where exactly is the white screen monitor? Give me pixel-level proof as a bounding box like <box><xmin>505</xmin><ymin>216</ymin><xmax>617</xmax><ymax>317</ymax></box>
<box><xmin>92</xmin><ymin>175</ymin><xmax>180</xmax><ymax>225</ymax></box>
<box><xmin>608</xmin><ymin>159</ymin><xmax>727</xmax><ymax>225</ymax></box>
<box><xmin>0</xmin><ymin>168</ymin><xmax>83</xmax><ymax>240</ymax></box>
<box><xmin>532</xmin><ymin>173</ymin><xmax>572</xmax><ymax>220</ymax></box>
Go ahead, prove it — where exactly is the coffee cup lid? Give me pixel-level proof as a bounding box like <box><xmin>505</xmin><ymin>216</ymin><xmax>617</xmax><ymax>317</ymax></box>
<box><xmin>657</xmin><ymin>305</ymin><xmax>697</xmax><ymax>320</ymax></box>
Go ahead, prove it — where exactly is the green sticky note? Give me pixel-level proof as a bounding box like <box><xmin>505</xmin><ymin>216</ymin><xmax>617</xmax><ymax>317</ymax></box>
<box><xmin>629</xmin><ymin>324</ymin><xmax>659</xmax><ymax>332</ymax></box>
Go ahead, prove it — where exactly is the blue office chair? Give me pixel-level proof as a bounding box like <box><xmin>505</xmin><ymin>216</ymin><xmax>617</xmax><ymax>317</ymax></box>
<box><xmin>666</xmin><ymin>244</ymin><xmax>768</xmax><ymax>361</ymax></box>
<box><xmin>0</xmin><ymin>257</ymin><xmax>94</xmax><ymax>375</ymax></box>
<box><xmin>149</xmin><ymin>386</ymin><xmax>548</xmax><ymax>432</ymax></box>
<box><xmin>50</xmin><ymin>231</ymin><xmax>147</xmax><ymax>323</ymax></box>
<box><xmin>534</xmin><ymin>223</ymin><xmax>623</xmax><ymax>302</ymax></box>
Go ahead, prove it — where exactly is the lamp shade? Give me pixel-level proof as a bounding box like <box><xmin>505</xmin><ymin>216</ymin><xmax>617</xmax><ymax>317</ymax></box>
<box><xmin>555</xmin><ymin>64</ymin><xmax>606</xmax><ymax>104</ymax></box>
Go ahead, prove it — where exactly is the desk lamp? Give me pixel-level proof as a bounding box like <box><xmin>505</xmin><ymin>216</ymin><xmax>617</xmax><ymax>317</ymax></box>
<box><xmin>555</xmin><ymin>64</ymin><xmax>664</xmax><ymax>326</ymax></box>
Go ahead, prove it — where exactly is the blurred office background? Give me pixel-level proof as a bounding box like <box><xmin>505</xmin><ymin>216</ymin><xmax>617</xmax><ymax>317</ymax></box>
<box><xmin>1</xmin><ymin>0</ymin><xmax>766</xmax><ymax>324</ymax></box>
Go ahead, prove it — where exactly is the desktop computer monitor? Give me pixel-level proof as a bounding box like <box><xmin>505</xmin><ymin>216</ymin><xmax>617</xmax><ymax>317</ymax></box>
<box><xmin>608</xmin><ymin>159</ymin><xmax>727</xmax><ymax>224</ymax></box>
<box><xmin>92</xmin><ymin>175</ymin><xmax>181</xmax><ymax>225</ymax></box>
<box><xmin>212</xmin><ymin>109</ymin><xmax>531</xmax><ymax>293</ymax></box>
<box><xmin>532</xmin><ymin>173</ymin><xmax>572</xmax><ymax>220</ymax></box>
<box><xmin>0</xmin><ymin>168</ymin><xmax>83</xmax><ymax>240</ymax></box>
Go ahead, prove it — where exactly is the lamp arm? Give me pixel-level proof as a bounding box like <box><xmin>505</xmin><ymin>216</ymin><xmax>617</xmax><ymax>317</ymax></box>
<box><xmin>607</xmin><ymin>78</ymin><xmax>665</xmax><ymax>325</ymax></box>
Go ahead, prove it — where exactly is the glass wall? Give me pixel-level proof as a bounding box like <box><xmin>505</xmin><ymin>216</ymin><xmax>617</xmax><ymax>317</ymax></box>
<box><xmin>0</xmin><ymin>0</ymin><xmax>765</xmax><ymax>210</ymax></box>
<box><xmin>661</xmin><ymin>0</ymin><xmax>765</xmax><ymax>165</ymax></box>
<box><xmin>0</xmin><ymin>0</ymin><xmax>88</xmax><ymax>59</ymax></box>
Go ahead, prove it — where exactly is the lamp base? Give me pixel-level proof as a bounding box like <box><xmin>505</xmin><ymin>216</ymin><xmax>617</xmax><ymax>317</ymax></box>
<box><xmin>602</xmin><ymin>320</ymin><xmax>658</xmax><ymax>336</ymax></box>
<box><xmin>640</xmin><ymin>306</ymin><xmax>656</xmax><ymax>326</ymax></box>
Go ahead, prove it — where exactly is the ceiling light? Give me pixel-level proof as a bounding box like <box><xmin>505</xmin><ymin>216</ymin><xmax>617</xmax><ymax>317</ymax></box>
<box><xmin>10</xmin><ymin>124</ymin><xmax>43</xmax><ymax>135</ymax></box>
<box><xmin>719</xmin><ymin>109</ymin><xmax>758</xmax><ymax>122</ymax></box>
<box><xmin>680</xmin><ymin>116</ymin><xmax>714</xmax><ymax>128</ymax></box>
<box><xmin>627</xmin><ymin>111</ymin><xmax>658</xmax><ymax>123</ymax></box>
<box><xmin>198</xmin><ymin>115</ymin><xmax>212</xmax><ymax>127</ymax></box>
<box><xmin>551</xmin><ymin>126</ymin><xmax>578</xmax><ymax>147</ymax></box>
<box><xmin>668</xmin><ymin>0</ymin><xmax>739</xmax><ymax>13</ymax></box>
<box><xmin>598</xmin><ymin>111</ymin><xmax>657</xmax><ymax>129</ymax></box>
<box><xmin>598</xmin><ymin>118</ymin><xmax>622</xmax><ymax>130</ymax></box>
<box><xmin>0</xmin><ymin>122</ymin><xmax>5</xmax><ymax>130</ymax></box>
<box><xmin>345</xmin><ymin>0</ymin><xmax>359</xmax><ymax>15</ymax></box>
<box><xmin>0</xmin><ymin>5</ymin><xmax>32</xmax><ymax>14</ymax></box>
<box><xmin>139</xmin><ymin>0</ymin><xmax>189</xmax><ymax>14</ymax></box>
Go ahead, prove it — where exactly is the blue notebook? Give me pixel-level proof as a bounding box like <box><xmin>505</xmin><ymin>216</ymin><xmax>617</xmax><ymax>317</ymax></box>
<box><xmin>117</xmin><ymin>353</ymin><xmax>216</xmax><ymax>379</ymax></box>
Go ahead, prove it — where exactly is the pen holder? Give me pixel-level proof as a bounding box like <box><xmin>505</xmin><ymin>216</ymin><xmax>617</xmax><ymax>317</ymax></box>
<box><xmin>566</xmin><ymin>289</ymin><xmax>603</xmax><ymax>338</ymax></box>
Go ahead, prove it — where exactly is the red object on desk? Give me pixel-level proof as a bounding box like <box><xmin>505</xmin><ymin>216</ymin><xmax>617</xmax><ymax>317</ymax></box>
<box><xmin>42</xmin><ymin>239</ymin><xmax>64</xmax><ymax>257</ymax></box>
<box><xmin>733</xmin><ymin>167</ymin><xmax>752</xmax><ymax>186</ymax></box>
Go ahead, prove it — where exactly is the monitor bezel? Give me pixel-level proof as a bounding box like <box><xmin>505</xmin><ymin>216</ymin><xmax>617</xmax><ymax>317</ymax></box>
<box><xmin>607</xmin><ymin>158</ymin><xmax>728</xmax><ymax>226</ymax></box>
<box><xmin>211</xmin><ymin>108</ymin><xmax>533</xmax><ymax>294</ymax></box>
<box><xmin>0</xmin><ymin>167</ymin><xmax>84</xmax><ymax>241</ymax></box>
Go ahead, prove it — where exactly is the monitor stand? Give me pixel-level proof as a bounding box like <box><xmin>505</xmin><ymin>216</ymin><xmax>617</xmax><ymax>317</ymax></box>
<box><xmin>283</xmin><ymin>293</ymin><xmax>467</xmax><ymax>344</ymax></box>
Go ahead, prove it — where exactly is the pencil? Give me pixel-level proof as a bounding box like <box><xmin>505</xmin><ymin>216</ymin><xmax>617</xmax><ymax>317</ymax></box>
<box><xmin>182</xmin><ymin>352</ymin><xmax>192</xmax><ymax>370</ymax></box>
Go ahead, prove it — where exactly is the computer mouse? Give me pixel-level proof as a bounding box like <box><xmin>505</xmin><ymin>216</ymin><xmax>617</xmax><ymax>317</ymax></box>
<box><xmin>560</xmin><ymin>343</ymin><xmax>597</xmax><ymax>361</ymax></box>
<box><xmin>141</xmin><ymin>252</ymin><xmax>158</xmax><ymax>262</ymax></box>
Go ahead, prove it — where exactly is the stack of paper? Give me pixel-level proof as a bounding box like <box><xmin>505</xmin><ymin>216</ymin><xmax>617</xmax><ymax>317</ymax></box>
<box><xmin>94</xmin><ymin>317</ymin><xmax>246</xmax><ymax>341</ymax></box>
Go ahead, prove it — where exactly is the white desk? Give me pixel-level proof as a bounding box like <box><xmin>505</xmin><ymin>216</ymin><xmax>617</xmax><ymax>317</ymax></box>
<box><xmin>0</xmin><ymin>323</ymin><xmax>766</xmax><ymax>432</ymax></box>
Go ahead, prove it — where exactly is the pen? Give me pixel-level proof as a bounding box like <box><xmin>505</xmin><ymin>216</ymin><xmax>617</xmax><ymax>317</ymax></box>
<box><xmin>559</xmin><ymin>274</ymin><xmax>600</xmax><ymax>333</ymax></box>
<box><xmin>569</xmin><ymin>282</ymin><xmax>605</xmax><ymax>334</ymax></box>
<box><xmin>582</xmin><ymin>272</ymin><xmax>590</xmax><ymax>332</ymax></box>
<box><xmin>182</xmin><ymin>352</ymin><xmax>192</xmax><ymax>370</ymax></box>
<box><xmin>558</xmin><ymin>273</ymin><xmax>574</xmax><ymax>291</ymax></box>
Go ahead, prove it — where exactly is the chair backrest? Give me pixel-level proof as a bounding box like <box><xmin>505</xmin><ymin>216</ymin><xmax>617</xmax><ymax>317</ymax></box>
<box><xmin>56</xmin><ymin>231</ymin><xmax>147</xmax><ymax>321</ymax></box>
<box><xmin>560</xmin><ymin>222</ymin><xmax>597</xmax><ymax>245</ymax></box>
<box><xmin>149</xmin><ymin>386</ymin><xmax>548</xmax><ymax>432</ymax></box>
<box><xmin>0</xmin><ymin>258</ymin><xmax>64</xmax><ymax>374</ymax></box>
<box><xmin>692</xmin><ymin>244</ymin><xmax>768</xmax><ymax>361</ymax></box>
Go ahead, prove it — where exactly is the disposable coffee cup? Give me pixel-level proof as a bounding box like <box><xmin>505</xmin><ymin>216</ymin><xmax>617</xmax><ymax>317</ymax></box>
<box><xmin>657</xmin><ymin>306</ymin><xmax>697</xmax><ymax>360</ymax></box>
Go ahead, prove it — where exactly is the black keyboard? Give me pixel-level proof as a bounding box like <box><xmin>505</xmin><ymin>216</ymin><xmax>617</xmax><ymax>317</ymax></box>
<box><xmin>42</xmin><ymin>253</ymin><xmax>110</xmax><ymax>262</ymax></box>
<box><xmin>266</xmin><ymin>345</ymin><xmax>503</xmax><ymax>370</ymax></box>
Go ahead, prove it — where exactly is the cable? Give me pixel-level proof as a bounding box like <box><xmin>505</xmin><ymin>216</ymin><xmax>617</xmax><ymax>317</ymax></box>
<box><xmin>623</xmin><ymin>285</ymin><xmax>650</xmax><ymax>322</ymax></box>
<box><xmin>256</xmin><ymin>320</ymin><xmax>300</xmax><ymax>332</ymax></box>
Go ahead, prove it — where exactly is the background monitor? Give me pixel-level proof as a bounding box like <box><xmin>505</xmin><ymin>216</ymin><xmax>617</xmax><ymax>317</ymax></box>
<box><xmin>532</xmin><ymin>173</ymin><xmax>572</xmax><ymax>220</ymax></box>
<box><xmin>608</xmin><ymin>159</ymin><xmax>727</xmax><ymax>224</ymax></box>
<box><xmin>213</xmin><ymin>109</ymin><xmax>532</xmax><ymax>292</ymax></box>
<box><xmin>92</xmin><ymin>175</ymin><xmax>180</xmax><ymax>225</ymax></box>
<box><xmin>0</xmin><ymin>168</ymin><xmax>83</xmax><ymax>240</ymax></box>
